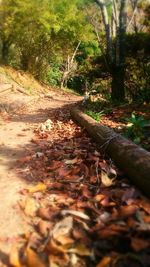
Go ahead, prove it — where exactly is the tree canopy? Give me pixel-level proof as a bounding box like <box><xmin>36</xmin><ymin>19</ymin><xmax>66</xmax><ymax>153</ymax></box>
<box><xmin>0</xmin><ymin>0</ymin><xmax>150</xmax><ymax>102</ymax></box>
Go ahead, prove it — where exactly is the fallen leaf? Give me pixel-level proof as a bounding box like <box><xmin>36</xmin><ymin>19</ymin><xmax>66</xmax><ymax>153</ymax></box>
<box><xmin>61</xmin><ymin>210</ymin><xmax>90</xmax><ymax>220</ymax></box>
<box><xmin>47</xmin><ymin>161</ymin><xmax>63</xmax><ymax>171</ymax></box>
<box><xmin>24</xmin><ymin>197</ymin><xmax>38</xmax><ymax>217</ymax></box>
<box><xmin>101</xmin><ymin>170</ymin><xmax>115</xmax><ymax>187</ymax></box>
<box><xmin>64</xmin><ymin>157</ymin><xmax>79</xmax><ymax>165</ymax></box>
<box><xmin>56</xmin><ymin>235</ymin><xmax>74</xmax><ymax>246</ymax></box>
<box><xmin>98</xmin><ymin>224</ymin><xmax>127</xmax><ymax>238</ymax></box>
<box><xmin>96</xmin><ymin>256</ymin><xmax>112</xmax><ymax>267</ymax></box>
<box><xmin>94</xmin><ymin>194</ymin><xmax>106</xmax><ymax>202</ymax></box>
<box><xmin>72</xmin><ymin>227</ymin><xmax>87</xmax><ymax>240</ymax></box>
<box><xmin>98</xmin><ymin>212</ymin><xmax>111</xmax><ymax>223</ymax></box>
<box><xmin>48</xmin><ymin>252</ymin><xmax>69</xmax><ymax>267</ymax></box>
<box><xmin>28</xmin><ymin>183</ymin><xmax>47</xmax><ymax>193</ymax></box>
<box><xmin>27</xmin><ymin>232</ymin><xmax>42</xmax><ymax>251</ymax></box>
<box><xmin>26</xmin><ymin>247</ymin><xmax>46</xmax><ymax>267</ymax></box>
<box><xmin>37</xmin><ymin>207</ymin><xmax>53</xmax><ymax>220</ymax></box>
<box><xmin>68</xmin><ymin>244</ymin><xmax>91</xmax><ymax>256</ymax></box>
<box><xmin>138</xmin><ymin>199</ymin><xmax>150</xmax><ymax>215</ymax></box>
<box><xmin>131</xmin><ymin>237</ymin><xmax>150</xmax><ymax>252</ymax></box>
<box><xmin>57</xmin><ymin>167</ymin><xmax>72</xmax><ymax>177</ymax></box>
<box><xmin>38</xmin><ymin>220</ymin><xmax>52</xmax><ymax>236</ymax></box>
<box><xmin>47</xmin><ymin>239</ymin><xmax>67</xmax><ymax>255</ymax></box>
<box><xmin>52</xmin><ymin>216</ymin><xmax>73</xmax><ymax>240</ymax></box>
<box><xmin>119</xmin><ymin>205</ymin><xmax>138</xmax><ymax>217</ymax></box>
<box><xmin>9</xmin><ymin>244</ymin><xmax>22</xmax><ymax>267</ymax></box>
<box><xmin>143</xmin><ymin>215</ymin><xmax>150</xmax><ymax>223</ymax></box>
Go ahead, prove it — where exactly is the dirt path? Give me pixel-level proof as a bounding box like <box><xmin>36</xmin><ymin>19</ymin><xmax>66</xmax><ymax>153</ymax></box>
<box><xmin>0</xmin><ymin>93</ymin><xmax>81</xmax><ymax>258</ymax></box>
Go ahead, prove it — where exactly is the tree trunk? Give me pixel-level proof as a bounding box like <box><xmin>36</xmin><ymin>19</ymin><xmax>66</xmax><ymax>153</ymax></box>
<box><xmin>111</xmin><ymin>65</ymin><xmax>125</xmax><ymax>102</ymax></box>
<box><xmin>20</xmin><ymin>53</ymin><xmax>29</xmax><ymax>71</ymax></box>
<box><xmin>71</xmin><ymin>108</ymin><xmax>150</xmax><ymax>197</ymax></box>
<box><xmin>1</xmin><ymin>41</ymin><xmax>9</xmax><ymax>64</ymax></box>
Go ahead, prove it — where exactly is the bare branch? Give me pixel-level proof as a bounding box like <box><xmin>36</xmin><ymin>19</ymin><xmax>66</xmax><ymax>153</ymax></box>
<box><xmin>127</xmin><ymin>0</ymin><xmax>139</xmax><ymax>30</ymax></box>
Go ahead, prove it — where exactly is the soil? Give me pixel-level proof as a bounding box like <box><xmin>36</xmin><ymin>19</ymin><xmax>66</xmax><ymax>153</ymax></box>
<box><xmin>0</xmin><ymin>89</ymin><xmax>81</xmax><ymax>261</ymax></box>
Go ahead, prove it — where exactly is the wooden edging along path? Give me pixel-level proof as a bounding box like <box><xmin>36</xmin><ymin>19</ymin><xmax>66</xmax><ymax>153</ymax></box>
<box><xmin>71</xmin><ymin>108</ymin><xmax>150</xmax><ymax>197</ymax></box>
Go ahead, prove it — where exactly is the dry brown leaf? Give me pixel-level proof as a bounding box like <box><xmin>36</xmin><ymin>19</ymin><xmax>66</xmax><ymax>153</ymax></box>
<box><xmin>48</xmin><ymin>253</ymin><xmax>69</xmax><ymax>267</ymax></box>
<box><xmin>38</xmin><ymin>220</ymin><xmax>52</xmax><ymax>236</ymax></box>
<box><xmin>57</xmin><ymin>167</ymin><xmax>72</xmax><ymax>177</ymax></box>
<box><xmin>61</xmin><ymin>210</ymin><xmax>90</xmax><ymax>220</ymax></box>
<box><xmin>56</xmin><ymin>235</ymin><xmax>74</xmax><ymax>246</ymax></box>
<box><xmin>28</xmin><ymin>183</ymin><xmax>47</xmax><ymax>193</ymax></box>
<box><xmin>64</xmin><ymin>157</ymin><xmax>79</xmax><ymax>165</ymax></box>
<box><xmin>100</xmin><ymin>197</ymin><xmax>111</xmax><ymax>207</ymax></box>
<box><xmin>138</xmin><ymin>199</ymin><xmax>150</xmax><ymax>215</ymax></box>
<box><xmin>98</xmin><ymin>224</ymin><xmax>127</xmax><ymax>238</ymax></box>
<box><xmin>68</xmin><ymin>244</ymin><xmax>91</xmax><ymax>256</ymax></box>
<box><xmin>9</xmin><ymin>244</ymin><xmax>23</xmax><ymax>267</ymax></box>
<box><xmin>82</xmin><ymin>186</ymin><xmax>92</xmax><ymax>198</ymax></box>
<box><xmin>26</xmin><ymin>247</ymin><xmax>46</xmax><ymax>267</ymax></box>
<box><xmin>37</xmin><ymin>207</ymin><xmax>52</xmax><ymax>220</ymax></box>
<box><xmin>24</xmin><ymin>197</ymin><xmax>38</xmax><ymax>217</ymax></box>
<box><xmin>119</xmin><ymin>204</ymin><xmax>138</xmax><ymax>217</ymax></box>
<box><xmin>52</xmin><ymin>216</ymin><xmax>73</xmax><ymax>240</ymax></box>
<box><xmin>131</xmin><ymin>237</ymin><xmax>150</xmax><ymax>252</ymax></box>
<box><xmin>47</xmin><ymin>161</ymin><xmax>63</xmax><ymax>171</ymax></box>
<box><xmin>101</xmin><ymin>170</ymin><xmax>115</xmax><ymax>187</ymax></box>
<box><xmin>143</xmin><ymin>215</ymin><xmax>150</xmax><ymax>223</ymax></box>
<box><xmin>96</xmin><ymin>256</ymin><xmax>112</xmax><ymax>267</ymax></box>
<box><xmin>72</xmin><ymin>227</ymin><xmax>86</xmax><ymax>240</ymax></box>
<box><xmin>127</xmin><ymin>217</ymin><xmax>138</xmax><ymax>228</ymax></box>
<box><xmin>94</xmin><ymin>194</ymin><xmax>106</xmax><ymax>202</ymax></box>
<box><xmin>47</xmin><ymin>239</ymin><xmax>67</xmax><ymax>255</ymax></box>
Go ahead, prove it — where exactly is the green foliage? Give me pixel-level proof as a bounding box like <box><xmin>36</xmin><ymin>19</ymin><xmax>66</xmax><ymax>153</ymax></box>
<box><xmin>0</xmin><ymin>0</ymin><xmax>150</xmax><ymax>103</ymax></box>
<box><xmin>85</xmin><ymin>109</ymin><xmax>103</xmax><ymax>121</ymax></box>
<box><xmin>124</xmin><ymin>113</ymin><xmax>147</xmax><ymax>144</ymax></box>
<box><xmin>46</xmin><ymin>64</ymin><xmax>62</xmax><ymax>86</ymax></box>
<box><xmin>0</xmin><ymin>0</ymin><xmax>95</xmax><ymax>82</ymax></box>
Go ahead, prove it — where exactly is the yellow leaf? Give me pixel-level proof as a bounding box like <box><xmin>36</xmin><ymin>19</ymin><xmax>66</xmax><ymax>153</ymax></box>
<box><xmin>96</xmin><ymin>256</ymin><xmax>112</xmax><ymax>267</ymax></box>
<box><xmin>9</xmin><ymin>245</ymin><xmax>23</xmax><ymax>267</ymax></box>
<box><xmin>26</xmin><ymin>247</ymin><xmax>46</xmax><ymax>267</ymax></box>
<box><xmin>28</xmin><ymin>183</ymin><xmax>47</xmax><ymax>193</ymax></box>
<box><xmin>24</xmin><ymin>197</ymin><xmax>38</xmax><ymax>217</ymax></box>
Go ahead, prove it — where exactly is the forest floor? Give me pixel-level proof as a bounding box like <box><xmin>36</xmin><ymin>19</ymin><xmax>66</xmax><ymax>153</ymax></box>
<box><xmin>84</xmin><ymin>100</ymin><xmax>150</xmax><ymax>151</ymax></box>
<box><xmin>0</xmin><ymin>69</ymin><xmax>150</xmax><ymax>266</ymax></box>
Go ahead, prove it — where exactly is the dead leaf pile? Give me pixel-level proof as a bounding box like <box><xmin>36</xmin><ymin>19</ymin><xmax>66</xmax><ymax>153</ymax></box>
<box><xmin>11</xmin><ymin>109</ymin><xmax>150</xmax><ymax>267</ymax></box>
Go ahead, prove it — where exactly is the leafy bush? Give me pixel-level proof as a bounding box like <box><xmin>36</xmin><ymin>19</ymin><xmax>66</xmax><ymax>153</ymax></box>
<box><xmin>124</xmin><ymin>113</ymin><xmax>147</xmax><ymax>144</ymax></box>
<box><xmin>85</xmin><ymin>110</ymin><xmax>103</xmax><ymax>122</ymax></box>
<box><xmin>46</xmin><ymin>64</ymin><xmax>61</xmax><ymax>86</ymax></box>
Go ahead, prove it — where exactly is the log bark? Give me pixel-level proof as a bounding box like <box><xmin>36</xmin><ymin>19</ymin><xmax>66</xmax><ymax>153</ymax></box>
<box><xmin>71</xmin><ymin>108</ymin><xmax>150</xmax><ymax>196</ymax></box>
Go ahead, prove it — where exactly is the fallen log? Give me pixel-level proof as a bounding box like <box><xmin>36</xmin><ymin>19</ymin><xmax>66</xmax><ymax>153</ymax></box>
<box><xmin>71</xmin><ymin>108</ymin><xmax>150</xmax><ymax>196</ymax></box>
